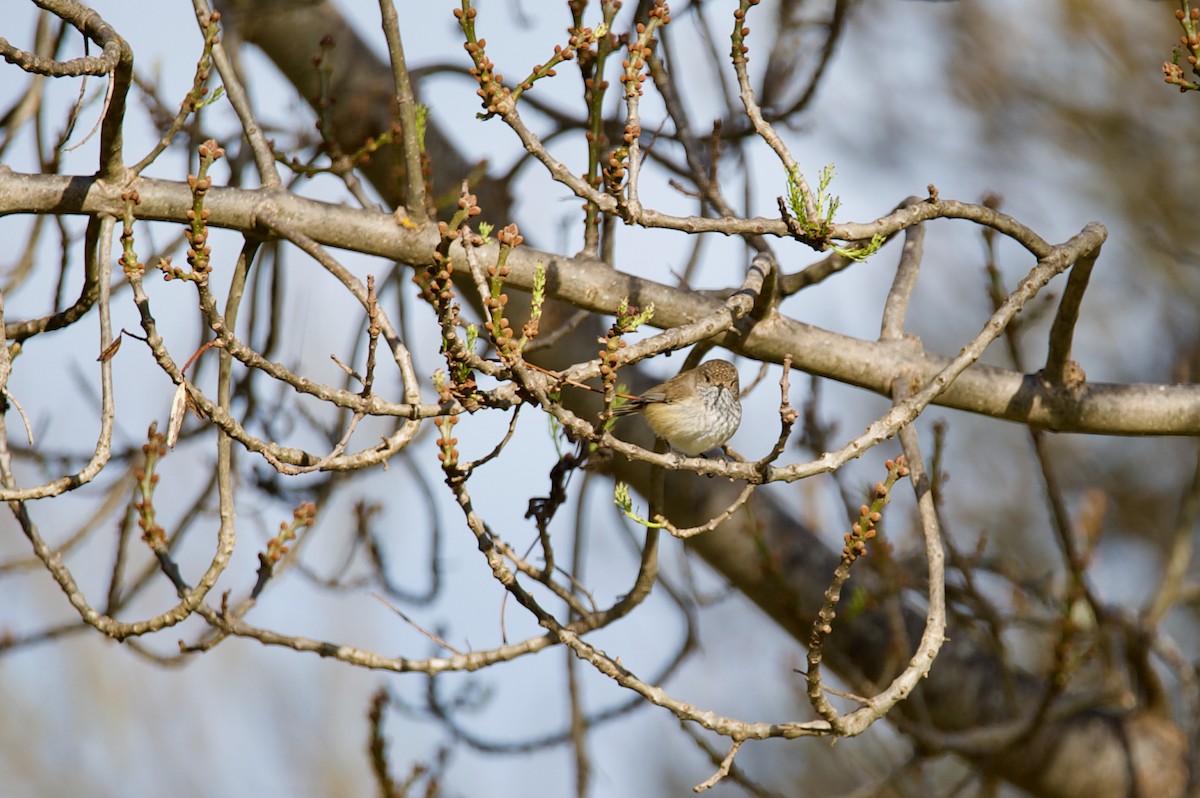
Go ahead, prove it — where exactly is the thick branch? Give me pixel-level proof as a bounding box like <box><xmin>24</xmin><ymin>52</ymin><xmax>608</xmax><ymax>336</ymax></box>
<box><xmin>1</xmin><ymin>168</ymin><xmax>1194</xmax><ymax>437</ymax></box>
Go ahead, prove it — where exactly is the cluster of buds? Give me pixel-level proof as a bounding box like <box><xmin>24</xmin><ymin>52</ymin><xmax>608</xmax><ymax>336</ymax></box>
<box><xmin>483</xmin><ymin>268</ymin><xmax>512</xmax><ymax>348</ymax></box>
<box><xmin>569</xmin><ymin>22</ymin><xmax>601</xmax><ymax>51</ymax></box>
<box><xmin>845</xmin><ymin>505</ymin><xmax>880</xmax><ymax>561</ymax></box>
<box><xmin>1164</xmin><ymin>5</ymin><xmax>1200</xmax><ymax>91</ymax></box>
<box><xmin>568</xmin><ymin>18</ymin><xmax>608</xmax><ymax>79</ymax></box>
<box><xmin>436</xmin><ymin>414</ymin><xmax>461</xmax><ymax>475</ymax></box>
<box><xmin>486</xmin><ymin>224</ymin><xmax>524</xmax><ymax>358</ymax></box>
<box><xmin>189</xmin><ymin>11</ymin><xmax>219</xmax><ymax>114</ymax></box>
<box><xmin>620</xmin><ymin>3</ymin><xmax>670</xmax><ymax>101</ymax></box>
<box><xmin>135</xmin><ymin>423</ymin><xmax>169</xmax><ymax>548</ymax></box>
<box><xmin>252</xmin><ymin>501</ymin><xmax>317</xmax><ymax>599</ymax></box>
<box><xmin>599</xmin><ymin>299</ymin><xmax>652</xmax><ymax>395</ymax></box>
<box><xmin>120</xmin><ymin>190</ymin><xmax>144</xmax><ymax>277</ymax></box>
<box><xmin>420</xmin><ymin>242</ymin><xmax>472</xmax><ymax>387</ymax></box>
<box><xmin>412</xmin><ymin>252</ymin><xmax>451</xmax><ymax>314</ymax></box>
<box><xmin>420</xmin><ymin>190</ymin><xmax>496</xmax><ymax>403</ymax></box>
<box><xmin>179</xmin><ymin>139</ymin><xmax>224</xmax><ymax>278</ymax></box>
<box><xmin>419</xmin><ymin>234</ymin><xmax>479</xmax><ymax>403</ymax></box>
<box><xmin>1179</xmin><ymin>4</ymin><xmax>1200</xmax><ymax>64</ymax></box>
<box><xmin>842</xmin><ymin>457</ymin><xmax>909</xmax><ymax>561</ymax></box>
<box><xmin>604</xmin><ymin>145</ymin><xmax>628</xmax><ymax>195</ymax></box>
<box><xmin>416</xmin><ymin>225</ymin><xmax>458</xmax><ymax>308</ymax></box>
<box><xmin>730</xmin><ymin>0</ymin><xmax>761</xmax><ymax>64</ymax></box>
<box><xmin>264</xmin><ymin>502</ymin><xmax>317</xmax><ymax>566</ymax></box>
<box><xmin>598</xmin><ymin>331</ymin><xmax>627</xmax><ymax>393</ymax></box>
<box><xmin>456</xmin><ymin>7</ymin><xmax>513</xmax><ymax>118</ymax></box>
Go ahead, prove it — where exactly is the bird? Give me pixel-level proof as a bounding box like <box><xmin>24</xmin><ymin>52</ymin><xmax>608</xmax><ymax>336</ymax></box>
<box><xmin>611</xmin><ymin>360</ymin><xmax>741</xmax><ymax>455</ymax></box>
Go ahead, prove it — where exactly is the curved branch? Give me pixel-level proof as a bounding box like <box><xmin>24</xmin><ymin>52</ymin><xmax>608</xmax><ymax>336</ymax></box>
<box><xmin>1</xmin><ymin>170</ymin><xmax>1196</xmax><ymax>437</ymax></box>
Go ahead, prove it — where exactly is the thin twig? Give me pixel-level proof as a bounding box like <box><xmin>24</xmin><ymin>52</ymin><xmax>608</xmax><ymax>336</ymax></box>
<box><xmin>371</xmin><ymin>592</ymin><xmax>463</xmax><ymax>656</ymax></box>
<box><xmin>377</xmin><ymin>0</ymin><xmax>427</xmax><ymax>219</ymax></box>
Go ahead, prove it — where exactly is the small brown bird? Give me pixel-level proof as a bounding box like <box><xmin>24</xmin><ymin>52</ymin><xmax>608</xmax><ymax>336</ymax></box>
<box><xmin>612</xmin><ymin>360</ymin><xmax>742</xmax><ymax>455</ymax></box>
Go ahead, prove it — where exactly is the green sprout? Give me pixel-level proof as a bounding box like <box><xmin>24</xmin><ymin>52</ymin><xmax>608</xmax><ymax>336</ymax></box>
<box><xmin>613</xmin><ymin>481</ymin><xmax>664</xmax><ymax>529</ymax></box>
<box><xmin>786</xmin><ymin>164</ymin><xmax>883</xmax><ymax>261</ymax></box>
<box><xmin>517</xmin><ymin>260</ymin><xmax>546</xmax><ymax>352</ymax></box>
<box><xmin>615</xmin><ymin>297</ymin><xmax>655</xmax><ymax>332</ymax></box>
<box><xmin>195</xmin><ymin>85</ymin><xmax>225</xmax><ymax>110</ymax></box>
<box><xmin>786</xmin><ymin>164</ymin><xmax>840</xmax><ymax>240</ymax></box>
<box><xmin>834</xmin><ymin>234</ymin><xmax>885</xmax><ymax>262</ymax></box>
<box><xmin>529</xmin><ymin>260</ymin><xmax>546</xmax><ymax>320</ymax></box>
